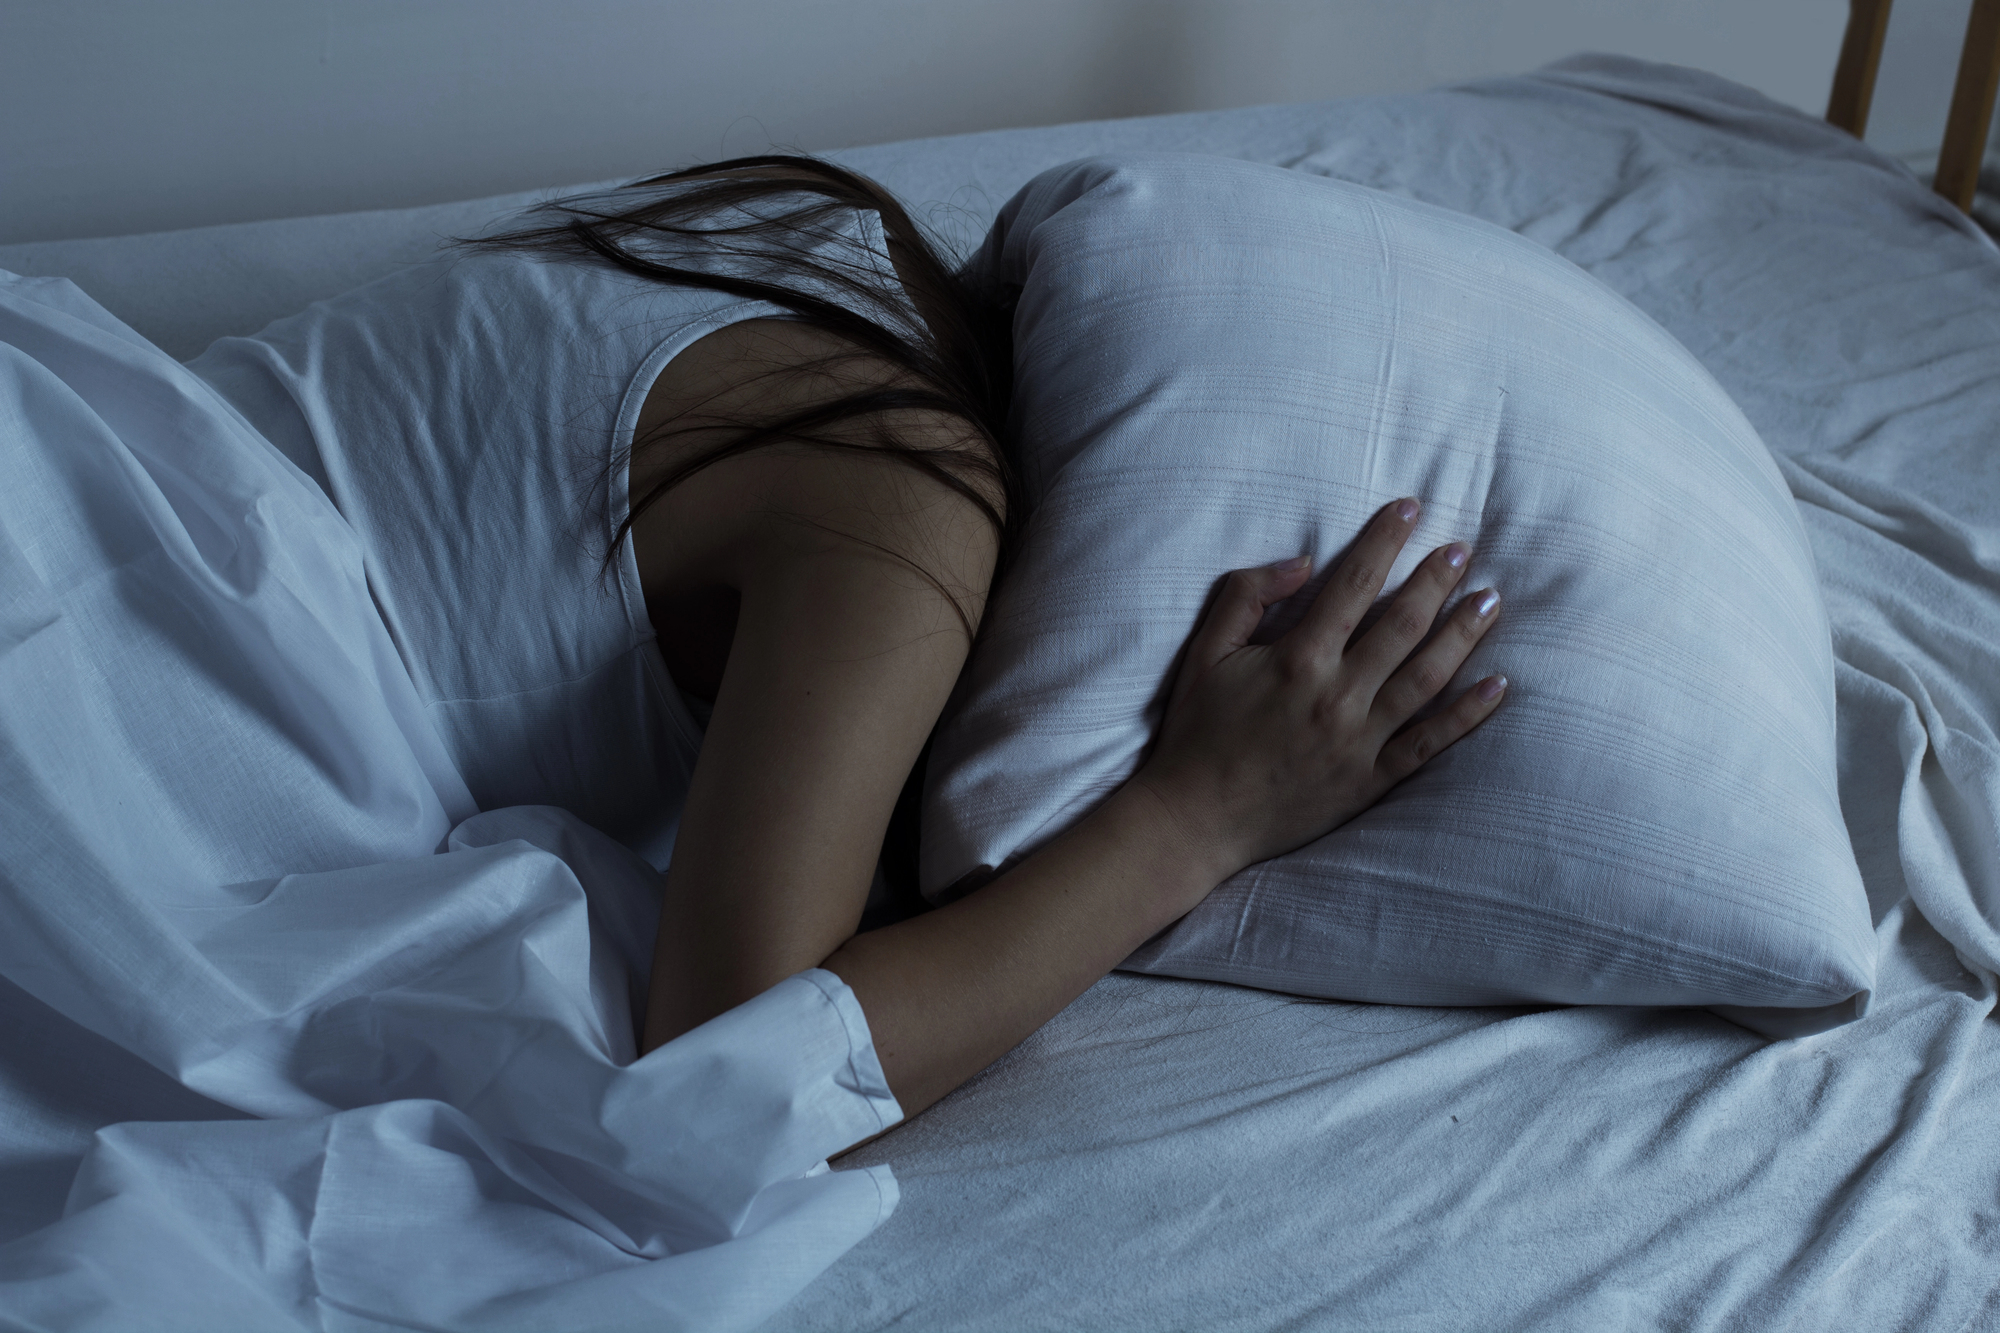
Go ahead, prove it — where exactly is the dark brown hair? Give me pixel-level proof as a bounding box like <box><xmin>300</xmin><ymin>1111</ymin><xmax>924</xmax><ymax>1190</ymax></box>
<box><xmin>445</xmin><ymin>153</ymin><xmax>1020</xmax><ymax>640</ymax></box>
<box><xmin>448</xmin><ymin>154</ymin><xmax>1013</xmax><ymax>920</ymax></box>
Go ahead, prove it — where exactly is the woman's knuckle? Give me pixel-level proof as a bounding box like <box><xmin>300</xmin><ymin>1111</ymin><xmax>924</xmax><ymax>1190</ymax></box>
<box><xmin>1318</xmin><ymin>682</ymin><xmax>1365</xmax><ymax>726</ymax></box>
<box><xmin>1304</xmin><ymin>693</ymin><xmax>1344</xmax><ymax>736</ymax></box>
<box><xmin>1271</xmin><ymin>639</ymin><xmax>1308</xmax><ymax>680</ymax></box>
<box><xmin>1341</xmin><ymin>561</ymin><xmax>1379</xmax><ymax>598</ymax></box>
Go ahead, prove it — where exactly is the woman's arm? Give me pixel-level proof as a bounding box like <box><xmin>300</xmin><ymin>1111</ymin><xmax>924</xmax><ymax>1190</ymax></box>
<box><xmin>639</xmin><ymin>434</ymin><xmax>999</xmax><ymax>1047</ymax></box>
<box><xmin>637</xmin><ymin>396</ymin><xmax>1503</xmax><ymax>1123</ymax></box>
<box><xmin>821</xmin><ymin>498</ymin><xmax>1505</xmax><ymax>1122</ymax></box>
<box><xmin>821</xmin><ymin>781</ymin><xmax>1229</xmax><ymax>1119</ymax></box>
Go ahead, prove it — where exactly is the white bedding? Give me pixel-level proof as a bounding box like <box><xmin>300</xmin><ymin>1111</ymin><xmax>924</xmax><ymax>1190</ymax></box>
<box><xmin>777</xmin><ymin>59</ymin><xmax>2000</xmax><ymax>1331</ymax></box>
<box><xmin>0</xmin><ymin>54</ymin><xmax>1996</xmax><ymax>1332</ymax></box>
<box><xmin>0</xmin><ymin>271</ymin><xmax>901</xmax><ymax>1330</ymax></box>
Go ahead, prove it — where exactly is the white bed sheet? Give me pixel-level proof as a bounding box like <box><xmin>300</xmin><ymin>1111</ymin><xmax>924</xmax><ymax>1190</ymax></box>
<box><xmin>768</xmin><ymin>59</ymin><xmax>2000</xmax><ymax>1332</ymax></box>
<box><xmin>0</xmin><ymin>269</ymin><xmax>902</xmax><ymax>1330</ymax></box>
<box><xmin>0</xmin><ymin>54</ymin><xmax>1995</xmax><ymax>1332</ymax></box>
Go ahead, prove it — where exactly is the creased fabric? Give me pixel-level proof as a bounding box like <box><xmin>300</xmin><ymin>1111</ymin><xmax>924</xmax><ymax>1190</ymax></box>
<box><xmin>765</xmin><ymin>57</ymin><xmax>2000</xmax><ymax>1332</ymax></box>
<box><xmin>3</xmin><ymin>51</ymin><xmax>1999</xmax><ymax>1332</ymax></box>
<box><xmin>0</xmin><ymin>270</ymin><xmax>899</xmax><ymax>1331</ymax></box>
<box><xmin>925</xmin><ymin>152</ymin><xmax>1873</xmax><ymax>1022</ymax></box>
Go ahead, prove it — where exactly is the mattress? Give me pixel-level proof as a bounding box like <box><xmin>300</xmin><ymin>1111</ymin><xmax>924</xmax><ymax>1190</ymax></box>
<box><xmin>3</xmin><ymin>55</ymin><xmax>1997</xmax><ymax>1332</ymax></box>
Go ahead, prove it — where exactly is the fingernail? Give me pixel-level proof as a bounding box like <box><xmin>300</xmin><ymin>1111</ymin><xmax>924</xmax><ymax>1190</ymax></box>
<box><xmin>1273</xmin><ymin>554</ymin><xmax>1311</xmax><ymax>572</ymax></box>
<box><xmin>1444</xmin><ymin>543</ymin><xmax>1469</xmax><ymax>569</ymax></box>
<box><xmin>1477</xmin><ymin>675</ymin><xmax>1508</xmax><ymax>702</ymax></box>
<box><xmin>1395</xmin><ymin>498</ymin><xmax>1420</xmax><ymax>522</ymax></box>
<box><xmin>1474</xmin><ymin>589</ymin><xmax>1499</xmax><ymax>617</ymax></box>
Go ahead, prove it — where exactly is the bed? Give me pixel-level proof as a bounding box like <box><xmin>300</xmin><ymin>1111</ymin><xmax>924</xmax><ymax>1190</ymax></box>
<box><xmin>3</xmin><ymin>9</ymin><xmax>1999</xmax><ymax>1332</ymax></box>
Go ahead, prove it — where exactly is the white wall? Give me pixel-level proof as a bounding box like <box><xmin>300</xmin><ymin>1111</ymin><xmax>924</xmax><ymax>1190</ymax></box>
<box><xmin>0</xmin><ymin>0</ymin><xmax>1862</xmax><ymax>246</ymax></box>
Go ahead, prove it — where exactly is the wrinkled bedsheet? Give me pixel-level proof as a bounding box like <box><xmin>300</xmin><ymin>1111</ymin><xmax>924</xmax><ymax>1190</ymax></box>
<box><xmin>0</xmin><ymin>270</ymin><xmax>901</xmax><ymax>1331</ymax></box>
<box><xmin>765</xmin><ymin>58</ymin><xmax>2000</xmax><ymax>1333</ymax></box>
<box><xmin>0</xmin><ymin>54</ymin><xmax>1996</xmax><ymax>1333</ymax></box>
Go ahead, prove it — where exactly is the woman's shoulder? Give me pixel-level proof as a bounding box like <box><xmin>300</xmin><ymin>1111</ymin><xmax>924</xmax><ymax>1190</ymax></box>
<box><xmin>627</xmin><ymin>315</ymin><xmax>1002</xmax><ymax>680</ymax></box>
<box><xmin>633</xmin><ymin>316</ymin><xmax>1001</xmax><ymax>562</ymax></box>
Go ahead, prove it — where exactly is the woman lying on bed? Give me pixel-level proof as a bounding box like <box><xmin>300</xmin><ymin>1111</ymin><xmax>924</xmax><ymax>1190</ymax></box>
<box><xmin>461</xmin><ymin>156</ymin><xmax>1507</xmax><ymax>1125</ymax></box>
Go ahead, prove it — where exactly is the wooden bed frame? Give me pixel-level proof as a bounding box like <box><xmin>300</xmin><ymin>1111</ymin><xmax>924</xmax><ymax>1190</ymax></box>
<box><xmin>1829</xmin><ymin>0</ymin><xmax>2000</xmax><ymax>209</ymax></box>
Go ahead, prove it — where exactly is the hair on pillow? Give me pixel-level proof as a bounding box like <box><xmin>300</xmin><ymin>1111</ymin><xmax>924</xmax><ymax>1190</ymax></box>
<box><xmin>921</xmin><ymin>154</ymin><xmax>1874</xmax><ymax>1033</ymax></box>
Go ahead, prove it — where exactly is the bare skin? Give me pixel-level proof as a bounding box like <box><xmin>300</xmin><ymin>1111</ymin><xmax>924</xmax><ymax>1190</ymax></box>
<box><xmin>824</xmin><ymin>521</ymin><xmax>1504</xmax><ymax>1121</ymax></box>
<box><xmin>631</xmin><ymin>317</ymin><xmax>1005</xmax><ymax>1050</ymax></box>
<box><xmin>630</xmin><ymin>285</ymin><xmax>1505</xmax><ymax>1137</ymax></box>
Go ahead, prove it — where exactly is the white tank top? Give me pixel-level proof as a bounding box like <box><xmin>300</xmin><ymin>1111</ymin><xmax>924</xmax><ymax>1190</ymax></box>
<box><xmin>186</xmin><ymin>202</ymin><xmax>906</xmax><ymax>870</ymax></box>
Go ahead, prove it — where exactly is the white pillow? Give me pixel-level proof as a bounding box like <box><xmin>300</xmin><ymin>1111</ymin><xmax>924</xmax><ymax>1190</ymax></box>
<box><xmin>921</xmin><ymin>154</ymin><xmax>1875</xmax><ymax>1028</ymax></box>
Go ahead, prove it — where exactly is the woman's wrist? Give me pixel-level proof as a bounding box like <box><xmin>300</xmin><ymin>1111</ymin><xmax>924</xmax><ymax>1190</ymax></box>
<box><xmin>1096</xmin><ymin>776</ymin><xmax>1245</xmax><ymax>921</ymax></box>
<box><xmin>820</xmin><ymin>772</ymin><xmax>1235</xmax><ymax>1122</ymax></box>
<box><xmin>1114</xmin><ymin>769</ymin><xmax>1249</xmax><ymax>896</ymax></box>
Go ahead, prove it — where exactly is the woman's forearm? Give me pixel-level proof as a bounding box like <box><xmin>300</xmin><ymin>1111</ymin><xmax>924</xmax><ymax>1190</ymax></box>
<box><xmin>820</xmin><ymin>783</ymin><xmax>1234</xmax><ymax>1122</ymax></box>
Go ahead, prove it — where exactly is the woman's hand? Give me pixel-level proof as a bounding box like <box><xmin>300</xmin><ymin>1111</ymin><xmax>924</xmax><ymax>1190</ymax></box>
<box><xmin>821</xmin><ymin>497</ymin><xmax>1500</xmax><ymax>1125</ymax></box>
<box><xmin>1131</xmin><ymin>497</ymin><xmax>1506</xmax><ymax>879</ymax></box>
